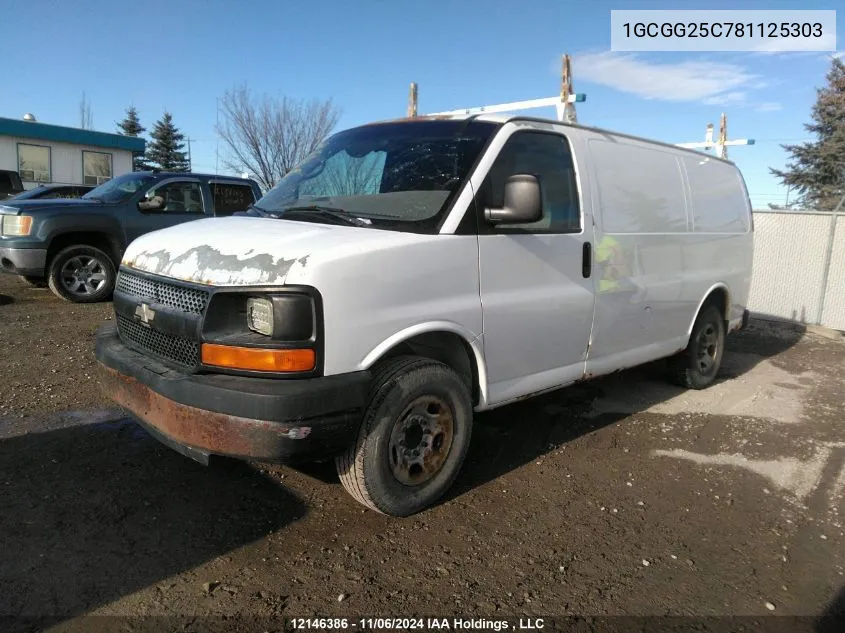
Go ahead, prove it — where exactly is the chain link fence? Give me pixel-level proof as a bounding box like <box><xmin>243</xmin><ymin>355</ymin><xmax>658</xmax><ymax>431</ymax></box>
<box><xmin>748</xmin><ymin>209</ymin><xmax>845</xmax><ymax>331</ymax></box>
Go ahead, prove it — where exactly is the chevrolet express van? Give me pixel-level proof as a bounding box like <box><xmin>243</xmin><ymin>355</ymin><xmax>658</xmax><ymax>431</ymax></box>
<box><xmin>95</xmin><ymin>115</ymin><xmax>753</xmax><ymax>517</ymax></box>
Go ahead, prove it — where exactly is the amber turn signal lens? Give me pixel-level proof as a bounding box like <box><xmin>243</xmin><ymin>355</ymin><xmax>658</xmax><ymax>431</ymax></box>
<box><xmin>201</xmin><ymin>344</ymin><xmax>315</xmax><ymax>372</ymax></box>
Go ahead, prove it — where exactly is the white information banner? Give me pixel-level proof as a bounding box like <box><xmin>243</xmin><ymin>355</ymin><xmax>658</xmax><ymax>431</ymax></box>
<box><xmin>610</xmin><ymin>10</ymin><xmax>836</xmax><ymax>52</ymax></box>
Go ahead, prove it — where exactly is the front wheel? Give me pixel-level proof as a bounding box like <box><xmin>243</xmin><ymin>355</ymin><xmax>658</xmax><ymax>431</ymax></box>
<box><xmin>47</xmin><ymin>245</ymin><xmax>116</xmax><ymax>303</ymax></box>
<box><xmin>667</xmin><ymin>304</ymin><xmax>726</xmax><ymax>389</ymax></box>
<box><xmin>336</xmin><ymin>356</ymin><xmax>473</xmax><ymax>517</ymax></box>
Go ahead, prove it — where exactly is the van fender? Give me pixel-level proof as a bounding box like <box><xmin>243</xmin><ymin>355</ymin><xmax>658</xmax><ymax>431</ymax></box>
<box><xmin>686</xmin><ymin>283</ymin><xmax>731</xmax><ymax>338</ymax></box>
<box><xmin>358</xmin><ymin>321</ymin><xmax>489</xmax><ymax>409</ymax></box>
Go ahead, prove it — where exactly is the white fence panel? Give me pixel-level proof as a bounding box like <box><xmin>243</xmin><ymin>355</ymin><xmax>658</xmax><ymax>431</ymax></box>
<box><xmin>820</xmin><ymin>214</ymin><xmax>845</xmax><ymax>330</ymax></box>
<box><xmin>747</xmin><ymin>210</ymin><xmax>843</xmax><ymax>331</ymax></box>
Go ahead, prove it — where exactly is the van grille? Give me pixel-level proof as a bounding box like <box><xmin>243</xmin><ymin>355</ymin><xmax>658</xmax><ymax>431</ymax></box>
<box><xmin>116</xmin><ymin>271</ymin><xmax>209</xmax><ymax>314</ymax></box>
<box><xmin>116</xmin><ymin>314</ymin><xmax>200</xmax><ymax>368</ymax></box>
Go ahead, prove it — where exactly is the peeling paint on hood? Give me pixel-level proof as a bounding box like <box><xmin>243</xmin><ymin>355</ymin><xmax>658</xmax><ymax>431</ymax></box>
<box><xmin>121</xmin><ymin>215</ymin><xmax>428</xmax><ymax>286</ymax></box>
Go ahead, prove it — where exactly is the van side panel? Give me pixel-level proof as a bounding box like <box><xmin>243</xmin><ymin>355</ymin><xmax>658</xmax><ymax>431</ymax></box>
<box><xmin>684</xmin><ymin>156</ymin><xmax>751</xmax><ymax>233</ymax></box>
<box><xmin>585</xmin><ymin>137</ymin><xmax>692</xmax><ymax>369</ymax></box>
<box><xmin>681</xmin><ymin>156</ymin><xmax>754</xmax><ymax>326</ymax></box>
<box><xmin>584</xmin><ymin>132</ymin><xmax>752</xmax><ymax>376</ymax></box>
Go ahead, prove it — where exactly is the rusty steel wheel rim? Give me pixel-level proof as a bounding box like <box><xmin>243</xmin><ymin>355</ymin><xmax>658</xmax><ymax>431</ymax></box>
<box><xmin>696</xmin><ymin>322</ymin><xmax>721</xmax><ymax>373</ymax></box>
<box><xmin>387</xmin><ymin>395</ymin><xmax>455</xmax><ymax>486</ymax></box>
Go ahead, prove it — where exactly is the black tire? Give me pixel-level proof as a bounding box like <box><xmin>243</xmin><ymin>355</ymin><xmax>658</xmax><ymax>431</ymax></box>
<box><xmin>335</xmin><ymin>356</ymin><xmax>473</xmax><ymax>517</ymax></box>
<box><xmin>20</xmin><ymin>275</ymin><xmax>47</xmax><ymax>288</ymax></box>
<box><xmin>47</xmin><ymin>245</ymin><xmax>116</xmax><ymax>303</ymax></box>
<box><xmin>668</xmin><ymin>304</ymin><xmax>726</xmax><ymax>389</ymax></box>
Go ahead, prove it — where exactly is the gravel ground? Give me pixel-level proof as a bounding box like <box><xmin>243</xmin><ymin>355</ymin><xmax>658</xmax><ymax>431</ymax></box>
<box><xmin>1</xmin><ymin>273</ymin><xmax>844</xmax><ymax>632</ymax></box>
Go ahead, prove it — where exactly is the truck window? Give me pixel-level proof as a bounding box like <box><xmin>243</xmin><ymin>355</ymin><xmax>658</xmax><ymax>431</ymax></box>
<box><xmin>210</xmin><ymin>183</ymin><xmax>256</xmax><ymax>216</ymax></box>
<box><xmin>148</xmin><ymin>182</ymin><xmax>204</xmax><ymax>214</ymax></box>
<box><xmin>0</xmin><ymin>172</ymin><xmax>13</xmax><ymax>195</ymax></box>
<box><xmin>482</xmin><ymin>131</ymin><xmax>581</xmax><ymax>233</ymax></box>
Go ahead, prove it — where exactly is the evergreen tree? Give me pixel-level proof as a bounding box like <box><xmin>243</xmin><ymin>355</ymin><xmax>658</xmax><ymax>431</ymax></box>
<box><xmin>116</xmin><ymin>106</ymin><xmax>150</xmax><ymax>171</ymax></box>
<box><xmin>771</xmin><ymin>58</ymin><xmax>845</xmax><ymax>211</ymax></box>
<box><xmin>145</xmin><ymin>111</ymin><xmax>190</xmax><ymax>172</ymax></box>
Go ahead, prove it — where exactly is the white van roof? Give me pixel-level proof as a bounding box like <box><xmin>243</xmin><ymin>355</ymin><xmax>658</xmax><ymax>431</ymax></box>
<box><xmin>388</xmin><ymin>112</ymin><xmax>733</xmax><ymax>165</ymax></box>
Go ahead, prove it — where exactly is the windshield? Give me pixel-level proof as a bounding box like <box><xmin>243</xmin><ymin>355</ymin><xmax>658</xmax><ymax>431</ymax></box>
<box><xmin>83</xmin><ymin>173</ymin><xmax>155</xmax><ymax>203</ymax></box>
<box><xmin>255</xmin><ymin>120</ymin><xmax>499</xmax><ymax>231</ymax></box>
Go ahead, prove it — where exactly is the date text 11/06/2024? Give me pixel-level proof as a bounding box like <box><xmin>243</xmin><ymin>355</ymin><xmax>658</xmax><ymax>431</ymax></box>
<box><xmin>288</xmin><ymin>617</ymin><xmax>546</xmax><ymax>631</ymax></box>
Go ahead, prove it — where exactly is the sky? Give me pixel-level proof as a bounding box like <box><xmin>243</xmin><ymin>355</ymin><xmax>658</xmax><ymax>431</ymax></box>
<box><xmin>2</xmin><ymin>0</ymin><xmax>842</xmax><ymax>208</ymax></box>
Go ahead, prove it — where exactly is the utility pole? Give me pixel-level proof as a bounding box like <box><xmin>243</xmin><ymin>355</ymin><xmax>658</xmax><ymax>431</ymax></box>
<box><xmin>412</xmin><ymin>53</ymin><xmax>586</xmax><ymax>121</ymax></box>
<box><xmin>676</xmin><ymin>113</ymin><xmax>755</xmax><ymax>159</ymax></box>
<box><xmin>186</xmin><ymin>138</ymin><xmax>192</xmax><ymax>172</ymax></box>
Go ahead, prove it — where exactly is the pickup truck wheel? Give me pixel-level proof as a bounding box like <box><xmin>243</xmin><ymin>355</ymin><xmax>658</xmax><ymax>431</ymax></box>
<box><xmin>21</xmin><ymin>276</ymin><xmax>47</xmax><ymax>288</ymax></box>
<box><xmin>668</xmin><ymin>304</ymin><xmax>725</xmax><ymax>389</ymax></box>
<box><xmin>47</xmin><ymin>245</ymin><xmax>116</xmax><ymax>303</ymax></box>
<box><xmin>336</xmin><ymin>356</ymin><xmax>473</xmax><ymax>517</ymax></box>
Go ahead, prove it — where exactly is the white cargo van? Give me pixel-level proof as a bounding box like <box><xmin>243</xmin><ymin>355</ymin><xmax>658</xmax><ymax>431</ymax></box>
<box><xmin>95</xmin><ymin>114</ymin><xmax>753</xmax><ymax>517</ymax></box>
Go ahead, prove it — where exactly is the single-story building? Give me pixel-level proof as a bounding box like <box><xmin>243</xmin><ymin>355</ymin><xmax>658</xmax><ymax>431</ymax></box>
<box><xmin>0</xmin><ymin>115</ymin><xmax>145</xmax><ymax>190</ymax></box>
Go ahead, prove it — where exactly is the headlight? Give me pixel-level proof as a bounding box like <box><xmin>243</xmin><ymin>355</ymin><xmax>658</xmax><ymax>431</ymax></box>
<box><xmin>1</xmin><ymin>214</ymin><xmax>32</xmax><ymax>236</ymax></box>
<box><xmin>246</xmin><ymin>297</ymin><xmax>274</xmax><ymax>336</ymax></box>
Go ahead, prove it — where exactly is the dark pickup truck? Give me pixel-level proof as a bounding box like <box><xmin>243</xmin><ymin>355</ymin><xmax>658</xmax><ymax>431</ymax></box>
<box><xmin>0</xmin><ymin>169</ymin><xmax>24</xmax><ymax>201</ymax></box>
<box><xmin>0</xmin><ymin>171</ymin><xmax>262</xmax><ymax>302</ymax></box>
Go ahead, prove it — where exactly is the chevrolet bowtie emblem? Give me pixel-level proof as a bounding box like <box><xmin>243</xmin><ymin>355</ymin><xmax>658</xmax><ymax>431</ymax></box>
<box><xmin>135</xmin><ymin>303</ymin><xmax>156</xmax><ymax>326</ymax></box>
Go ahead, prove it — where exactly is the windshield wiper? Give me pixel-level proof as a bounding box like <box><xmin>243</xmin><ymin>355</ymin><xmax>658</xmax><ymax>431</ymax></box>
<box><xmin>281</xmin><ymin>205</ymin><xmax>371</xmax><ymax>227</ymax></box>
<box><xmin>245</xmin><ymin>204</ymin><xmax>280</xmax><ymax>218</ymax></box>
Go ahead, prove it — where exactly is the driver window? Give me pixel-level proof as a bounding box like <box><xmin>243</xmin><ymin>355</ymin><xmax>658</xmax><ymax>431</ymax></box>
<box><xmin>482</xmin><ymin>131</ymin><xmax>581</xmax><ymax>233</ymax></box>
<box><xmin>148</xmin><ymin>182</ymin><xmax>204</xmax><ymax>213</ymax></box>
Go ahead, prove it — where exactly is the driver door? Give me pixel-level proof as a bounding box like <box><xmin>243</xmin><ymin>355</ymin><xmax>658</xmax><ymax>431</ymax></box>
<box><xmin>125</xmin><ymin>178</ymin><xmax>208</xmax><ymax>243</ymax></box>
<box><xmin>476</xmin><ymin>128</ymin><xmax>596</xmax><ymax>406</ymax></box>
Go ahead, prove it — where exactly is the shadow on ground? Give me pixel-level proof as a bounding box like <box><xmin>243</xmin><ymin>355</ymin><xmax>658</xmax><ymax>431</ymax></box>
<box><xmin>817</xmin><ymin>585</ymin><xmax>845</xmax><ymax>632</ymax></box>
<box><xmin>446</xmin><ymin>316</ymin><xmax>807</xmax><ymax>502</ymax></box>
<box><xmin>0</xmin><ymin>417</ymin><xmax>305</xmax><ymax>630</ymax></box>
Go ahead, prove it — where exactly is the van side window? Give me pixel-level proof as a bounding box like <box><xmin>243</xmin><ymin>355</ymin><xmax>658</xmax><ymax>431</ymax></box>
<box><xmin>211</xmin><ymin>183</ymin><xmax>257</xmax><ymax>217</ymax></box>
<box><xmin>482</xmin><ymin>131</ymin><xmax>580</xmax><ymax>233</ymax></box>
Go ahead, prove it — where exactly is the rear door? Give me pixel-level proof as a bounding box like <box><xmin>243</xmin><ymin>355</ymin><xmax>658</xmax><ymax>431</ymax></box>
<box><xmin>208</xmin><ymin>180</ymin><xmax>258</xmax><ymax>216</ymax></box>
<box><xmin>124</xmin><ymin>177</ymin><xmax>209</xmax><ymax>243</ymax></box>
<box><xmin>475</xmin><ymin>125</ymin><xmax>595</xmax><ymax>406</ymax></box>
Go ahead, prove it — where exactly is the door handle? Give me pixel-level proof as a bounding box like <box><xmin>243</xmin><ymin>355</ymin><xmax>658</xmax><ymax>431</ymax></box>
<box><xmin>582</xmin><ymin>242</ymin><xmax>592</xmax><ymax>278</ymax></box>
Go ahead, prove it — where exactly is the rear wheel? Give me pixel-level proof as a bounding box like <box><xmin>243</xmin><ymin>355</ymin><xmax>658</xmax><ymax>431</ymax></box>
<box><xmin>336</xmin><ymin>356</ymin><xmax>473</xmax><ymax>517</ymax></box>
<box><xmin>668</xmin><ymin>304</ymin><xmax>725</xmax><ymax>389</ymax></box>
<box><xmin>47</xmin><ymin>245</ymin><xmax>116</xmax><ymax>303</ymax></box>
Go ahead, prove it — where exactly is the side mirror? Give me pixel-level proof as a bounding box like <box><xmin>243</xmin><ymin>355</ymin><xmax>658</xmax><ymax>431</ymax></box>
<box><xmin>485</xmin><ymin>174</ymin><xmax>542</xmax><ymax>224</ymax></box>
<box><xmin>138</xmin><ymin>195</ymin><xmax>165</xmax><ymax>212</ymax></box>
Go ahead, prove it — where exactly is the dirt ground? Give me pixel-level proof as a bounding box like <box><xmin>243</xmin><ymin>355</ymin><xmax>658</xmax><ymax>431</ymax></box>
<box><xmin>1</xmin><ymin>272</ymin><xmax>845</xmax><ymax>632</ymax></box>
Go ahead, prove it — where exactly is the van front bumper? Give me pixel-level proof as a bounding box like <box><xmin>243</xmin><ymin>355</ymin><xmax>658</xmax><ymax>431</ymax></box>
<box><xmin>94</xmin><ymin>322</ymin><xmax>370</xmax><ymax>464</ymax></box>
<box><xmin>0</xmin><ymin>247</ymin><xmax>47</xmax><ymax>276</ymax></box>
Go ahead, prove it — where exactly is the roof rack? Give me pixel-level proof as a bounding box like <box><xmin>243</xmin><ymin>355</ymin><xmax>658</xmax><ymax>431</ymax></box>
<box><xmin>407</xmin><ymin>54</ymin><xmax>586</xmax><ymax>124</ymax></box>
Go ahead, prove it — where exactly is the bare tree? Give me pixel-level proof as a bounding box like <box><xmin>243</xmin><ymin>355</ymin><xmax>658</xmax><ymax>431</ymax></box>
<box><xmin>217</xmin><ymin>85</ymin><xmax>341</xmax><ymax>192</ymax></box>
<box><xmin>79</xmin><ymin>92</ymin><xmax>93</xmax><ymax>130</ymax></box>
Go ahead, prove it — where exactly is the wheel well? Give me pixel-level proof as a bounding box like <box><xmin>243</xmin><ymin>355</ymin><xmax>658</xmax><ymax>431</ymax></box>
<box><xmin>46</xmin><ymin>232</ymin><xmax>122</xmax><ymax>270</ymax></box>
<box><xmin>378</xmin><ymin>331</ymin><xmax>480</xmax><ymax>405</ymax></box>
<box><xmin>701</xmin><ymin>287</ymin><xmax>729</xmax><ymax>326</ymax></box>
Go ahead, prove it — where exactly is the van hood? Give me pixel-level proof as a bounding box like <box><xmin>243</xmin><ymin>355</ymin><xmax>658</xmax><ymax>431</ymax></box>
<box><xmin>121</xmin><ymin>215</ymin><xmax>427</xmax><ymax>286</ymax></box>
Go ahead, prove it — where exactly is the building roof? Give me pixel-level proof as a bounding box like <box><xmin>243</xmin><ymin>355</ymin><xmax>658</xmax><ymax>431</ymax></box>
<box><xmin>0</xmin><ymin>117</ymin><xmax>145</xmax><ymax>152</ymax></box>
